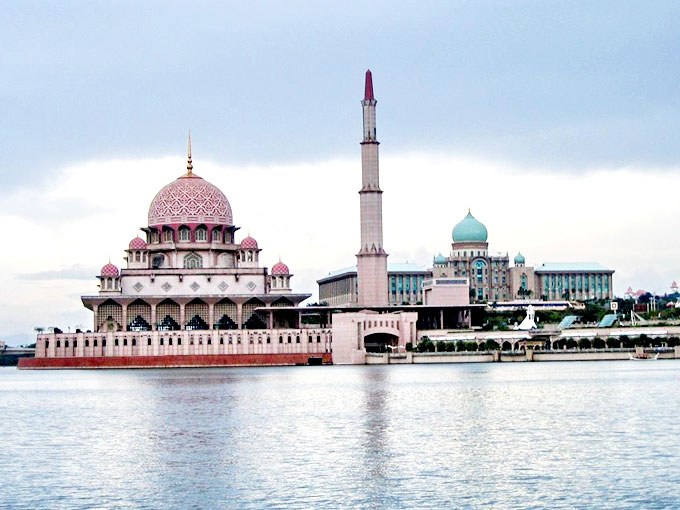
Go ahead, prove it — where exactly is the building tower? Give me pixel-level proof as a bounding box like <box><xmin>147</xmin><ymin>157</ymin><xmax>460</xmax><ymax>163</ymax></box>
<box><xmin>357</xmin><ymin>69</ymin><xmax>388</xmax><ymax>306</ymax></box>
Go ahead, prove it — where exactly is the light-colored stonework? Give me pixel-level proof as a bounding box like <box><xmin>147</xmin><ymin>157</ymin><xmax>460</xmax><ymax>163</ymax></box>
<box><xmin>356</xmin><ymin>70</ymin><xmax>388</xmax><ymax>307</ymax></box>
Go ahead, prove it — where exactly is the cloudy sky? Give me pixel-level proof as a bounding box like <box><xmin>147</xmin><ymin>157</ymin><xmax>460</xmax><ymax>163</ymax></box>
<box><xmin>2</xmin><ymin>1</ymin><xmax>679</xmax><ymax>344</ymax></box>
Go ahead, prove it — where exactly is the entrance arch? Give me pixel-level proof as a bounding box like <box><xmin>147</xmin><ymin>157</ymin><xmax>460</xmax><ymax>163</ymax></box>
<box><xmin>363</xmin><ymin>332</ymin><xmax>399</xmax><ymax>353</ymax></box>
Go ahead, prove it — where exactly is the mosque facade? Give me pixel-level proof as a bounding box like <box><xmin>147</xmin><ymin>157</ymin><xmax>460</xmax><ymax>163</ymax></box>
<box><xmin>23</xmin><ymin>136</ymin><xmax>333</xmax><ymax>368</ymax></box>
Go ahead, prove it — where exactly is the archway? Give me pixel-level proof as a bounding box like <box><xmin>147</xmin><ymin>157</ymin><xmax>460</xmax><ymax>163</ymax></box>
<box><xmin>364</xmin><ymin>332</ymin><xmax>399</xmax><ymax>353</ymax></box>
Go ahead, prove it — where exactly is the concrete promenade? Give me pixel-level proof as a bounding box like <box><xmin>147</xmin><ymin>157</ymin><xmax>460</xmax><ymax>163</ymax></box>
<box><xmin>366</xmin><ymin>346</ymin><xmax>680</xmax><ymax>364</ymax></box>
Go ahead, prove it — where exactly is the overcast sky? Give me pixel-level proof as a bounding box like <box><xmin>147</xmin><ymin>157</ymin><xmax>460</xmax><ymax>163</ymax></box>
<box><xmin>2</xmin><ymin>1</ymin><xmax>680</xmax><ymax>345</ymax></box>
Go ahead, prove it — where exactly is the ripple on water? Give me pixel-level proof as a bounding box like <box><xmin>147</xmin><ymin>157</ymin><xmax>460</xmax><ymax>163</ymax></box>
<box><xmin>1</xmin><ymin>361</ymin><xmax>680</xmax><ymax>509</ymax></box>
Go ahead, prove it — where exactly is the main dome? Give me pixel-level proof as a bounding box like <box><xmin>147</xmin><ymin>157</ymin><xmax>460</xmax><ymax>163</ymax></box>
<box><xmin>452</xmin><ymin>210</ymin><xmax>488</xmax><ymax>243</ymax></box>
<box><xmin>148</xmin><ymin>174</ymin><xmax>233</xmax><ymax>227</ymax></box>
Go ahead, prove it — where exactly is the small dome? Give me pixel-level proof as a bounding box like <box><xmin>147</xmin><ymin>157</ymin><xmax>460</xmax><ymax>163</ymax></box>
<box><xmin>452</xmin><ymin>210</ymin><xmax>488</xmax><ymax>242</ymax></box>
<box><xmin>129</xmin><ymin>237</ymin><xmax>147</xmax><ymax>250</ymax></box>
<box><xmin>514</xmin><ymin>252</ymin><xmax>526</xmax><ymax>265</ymax></box>
<box><xmin>434</xmin><ymin>253</ymin><xmax>447</xmax><ymax>264</ymax></box>
<box><xmin>241</xmin><ymin>236</ymin><xmax>258</xmax><ymax>250</ymax></box>
<box><xmin>272</xmin><ymin>261</ymin><xmax>290</xmax><ymax>275</ymax></box>
<box><xmin>100</xmin><ymin>263</ymin><xmax>119</xmax><ymax>278</ymax></box>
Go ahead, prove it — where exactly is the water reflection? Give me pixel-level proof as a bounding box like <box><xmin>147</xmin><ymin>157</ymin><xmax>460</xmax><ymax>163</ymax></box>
<box><xmin>2</xmin><ymin>361</ymin><xmax>680</xmax><ymax>509</ymax></box>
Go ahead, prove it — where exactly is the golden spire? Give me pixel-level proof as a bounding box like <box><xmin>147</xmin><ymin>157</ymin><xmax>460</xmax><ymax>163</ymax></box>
<box><xmin>186</xmin><ymin>129</ymin><xmax>193</xmax><ymax>176</ymax></box>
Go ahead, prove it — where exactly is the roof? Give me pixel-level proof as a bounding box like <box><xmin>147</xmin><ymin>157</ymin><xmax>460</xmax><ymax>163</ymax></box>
<box><xmin>535</xmin><ymin>262</ymin><xmax>613</xmax><ymax>273</ymax></box>
<box><xmin>557</xmin><ymin>315</ymin><xmax>579</xmax><ymax>329</ymax></box>
<box><xmin>318</xmin><ymin>262</ymin><xmax>430</xmax><ymax>283</ymax></box>
<box><xmin>598</xmin><ymin>314</ymin><xmax>618</xmax><ymax>328</ymax></box>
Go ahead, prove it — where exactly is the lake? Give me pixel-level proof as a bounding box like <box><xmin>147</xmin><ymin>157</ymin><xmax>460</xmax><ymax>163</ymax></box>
<box><xmin>2</xmin><ymin>361</ymin><xmax>680</xmax><ymax>509</ymax></box>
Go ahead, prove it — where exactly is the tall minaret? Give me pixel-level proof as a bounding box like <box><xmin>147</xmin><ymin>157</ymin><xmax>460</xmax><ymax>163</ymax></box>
<box><xmin>357</xmin><ymin>69</ymin><xmax>389</xmax><ymax>306</ymax></box>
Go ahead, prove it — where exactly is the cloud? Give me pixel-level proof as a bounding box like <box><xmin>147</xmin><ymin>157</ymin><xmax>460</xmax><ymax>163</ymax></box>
<box><xmin>18</xmin><ymin>265</ymin><xmax>99</xmax><ymax>281</ymax></box>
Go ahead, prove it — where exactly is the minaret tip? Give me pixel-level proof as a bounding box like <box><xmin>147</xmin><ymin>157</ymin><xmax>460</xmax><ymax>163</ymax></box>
<box><xmin>364</xmin><ymin>69</ymin><xmax>374</xmax><ymax>101</ymax></box>
<box><xmin>186</xmin><ymin>129</ymin><xmax>193</xmax><ymax>176</ymax></box>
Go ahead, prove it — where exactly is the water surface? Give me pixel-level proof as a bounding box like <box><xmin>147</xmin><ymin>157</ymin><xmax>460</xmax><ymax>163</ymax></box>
<box><xmin>2</xmin><ymin>361</ymin><xmax>680</xmax><ymax>509</ymax></box>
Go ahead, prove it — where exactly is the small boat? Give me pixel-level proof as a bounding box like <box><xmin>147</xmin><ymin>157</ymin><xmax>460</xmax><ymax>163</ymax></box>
<box><xmin>628</xmin><ymin>352</ymin><xmax>659</xmax><ymax>360</ymax></box>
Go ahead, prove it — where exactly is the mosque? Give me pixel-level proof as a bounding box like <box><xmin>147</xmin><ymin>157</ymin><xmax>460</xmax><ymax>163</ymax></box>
<box><xmin>20</xmin><ymin>69</ymin><xmax>612</xmax><ymax>369</ymax></box>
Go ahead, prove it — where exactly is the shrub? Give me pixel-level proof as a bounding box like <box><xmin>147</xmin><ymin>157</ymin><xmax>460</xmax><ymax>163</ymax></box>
<box><xmin>456</xmin><ymin>341</ymin><xmax>466</xmax><ymax>352</ymax></box>
<box><xmin>465</xmin><ymin>341</ymin><xmax>478</xmax><ymax>352</ymax></box>
<box><xmin>592</xmin><ymin>338</ymin><xmax>606</xmax><ymax>349</ymax></box>
<box><xmin>405</xmin><ymin>342</ymin><xmax>413</xmax><ymax>352</ymax></box>
<box><xmin>577</xmin><ymin>338</ymin><xmax>592</xmax><ymax>349</ymax></box>
<box><xmin>436</xmin><ymin>340</ymin><xmax>447</xmax><ymax>352</ymax></box>
<box><xmin>566</xmin><ymin>339</ymin><xmax>578</xmax><ymax>349</ymax></box>
<box><xmin>667</xmin><ymin>336</ymin><xmax>680</xmax><ymax>348</ymax></box>
<box><xmin>445</xmin><ymin>342</ymin><xmax>456</xmax><ymax>352</ymax></box>
<box><xmin>606</xmin><ymin>337</ymin><xmax>620</xmax><ymax>348</ymax></box>
<box><xmin>636</xmin><ymin>334</ymin><xmax>650</xmax><ymax>347</ymax></box>
<box><xmin>485</xmin><ymin>339</ymin><xmax>500</xmax><ymax>350</ymax></box>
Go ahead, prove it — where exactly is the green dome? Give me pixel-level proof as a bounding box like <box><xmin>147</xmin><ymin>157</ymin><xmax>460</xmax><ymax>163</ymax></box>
<box><xmin>434</xmin><ymin>253</ymin><xmax>447</xmax><ymax>264</ymax></box>
<box><xmin>514</xmin><ymin>252</ymin><xmax>525</xmax><ymax>265</ymax></box>
<box><xmin>452</xmin><ymin>210</ymin><xmax>488</xmax><ymax>242</ymax></box>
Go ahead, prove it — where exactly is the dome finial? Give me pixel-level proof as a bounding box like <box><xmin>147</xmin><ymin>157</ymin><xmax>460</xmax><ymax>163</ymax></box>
<box><xmin>186</xmin><ymin>129</ymin><xmax>193</xmax><ymax>176</ymax></box>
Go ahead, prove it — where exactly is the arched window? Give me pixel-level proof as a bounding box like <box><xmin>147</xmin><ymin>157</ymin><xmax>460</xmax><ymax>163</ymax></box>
<box><xmin>212</xmin><ymin>228</ymin><xmax>222</xmax><ymax>243</ymax></box>
<box><xmin>475</xmin><ymin>260</ymin><xmax>486</xmax><ymax>284</ymax></box>
<box><xmin>195</xmin><ymin>227</ymin><xmax>207</xmax><ymax>242</ymax></box>
<box><xmin>178</xmin><ymin>226</ymin><xmax>191</xmax><ymax>242</ymax></box>
<box><xmin>162</xmin><ymin>229</ymin><xmax>174</xmax><ymax>243</ymax></box>
<box><xmin>183</xmin><ymin>253</ymin><xmax>203</xmax><ymax>269</ymax></box>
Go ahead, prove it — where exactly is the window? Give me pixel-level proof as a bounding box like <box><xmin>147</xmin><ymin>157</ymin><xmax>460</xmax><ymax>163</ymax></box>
<box><xmin>212</xmin><ymin>229</ymin><xmax>222</xmax><ymax>243</ymax></box>
<box><xmin>169</xmin><ymin>338</ymin><xmax>173</xmax><ymax>345</ymax></box>
<box><xmin>162</xmin><ymin>229</ymin><xmax>174</xmax><ymax>243</ymax></box>
<box><xmin>317</xmin><ymin>335</ymin><xmax>321</xmax><ymax>343</ymax></box>
<box><xmin>73</xmin><ymin>340</ymin><xmax>77</xmax><ymax>348</ymax></box>
<box><xmin>102</xmin><ymin>339</ymin><xmax>106</xmax><ymax>347</ymax></box>
<box><xmin>183</xmin><ymin>253</ymin><xmax>203</xmax><ymax>269</ymax></box>
<box><xmin>147</xmin><ymin>338</ymin><xmax>152</xmax><ymax>346</ymax></box>
<box><xmin>195</xmin><ymin>227</ymin><xmax>207</xmax><ymax>242</ymax></box>
<box><xmin>160</xmin><ymin>338</ymin><xmax>164</xmax><ymax>345</ymax></box>
<box><xmin>45</xmin><ymin>340</ymin><xmax>49</xmax><ymax>349</ymax></box>
<box><xmin>85</xmin><ymin>340</ymin><xmax>89</xmax><ymax>347</ymax></box>
<box><xmin>179</xmin><ymin>226</ymin><xmax>191</xmax><ymax>242</ymax></box>
<box><xmin>132</xmin><ymin>338</ymin><xmax>136</xmax><ymax>346</ymax></box>
<box><xmin>56</xmin><ymin>340</ymin><xmax>60</xmax><ymax>348</ymax></box>
<box><xmin>123</xmin><ymin>338</ymin><xmax>127</xmax><ymax>346</ymax></box>
<box><xmin>279</xmin><ymin>336</ymin><xmax>283</xmax><ymax>343</ymax></box>
<box><xmin>178</xmin><ymin>338</ymin><xmax>182</xmax><ymax>345</ymax></box>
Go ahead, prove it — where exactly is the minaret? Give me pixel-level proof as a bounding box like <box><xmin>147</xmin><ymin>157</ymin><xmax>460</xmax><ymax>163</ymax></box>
<box><xmin>357</xmin><ymin>70</ymin><xmax>388</xmax><ymax>306</ymax></box>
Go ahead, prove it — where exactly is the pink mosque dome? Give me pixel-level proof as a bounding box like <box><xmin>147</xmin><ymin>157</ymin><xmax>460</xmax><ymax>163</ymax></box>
<box><xmin>129</xmin><ymin>236</ymin><xmax>147</xmax><ymax>250</ymax></box>
<box><xmin>241</xmin><ymin>236</ymin><xmax>258</xmax><ymax>250</ymax></box>
<box><xmin>272</xmin><ymin>261</ymin><xmax>290</xmax><ymax>275</ymax></box>
<box><xmin>100</xmin><ymin>263</ymin><xmax>119</xmax><ymax>278</ymax></box>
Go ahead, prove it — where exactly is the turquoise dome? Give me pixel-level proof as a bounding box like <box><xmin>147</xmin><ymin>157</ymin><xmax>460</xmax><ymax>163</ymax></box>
<box><xmin>514</xmin><ymin>252</ymin><xmax>525</xmax><ymax>265</ymax></box>
<box><xmin>434</xmin><ymin>253</ymin><xmax>447</xmax><ymax>264</ymax></box>
<box><xmin>452</xmin><ymin>210</ymin><xmax>488</xmax><ymax>242</ymax></box>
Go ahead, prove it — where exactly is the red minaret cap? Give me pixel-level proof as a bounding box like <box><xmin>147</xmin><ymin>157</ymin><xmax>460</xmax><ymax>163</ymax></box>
<box><xmin>364</xmin><ymin>69</ymin><xmax>374</xmax><ymax>100</ymax></box>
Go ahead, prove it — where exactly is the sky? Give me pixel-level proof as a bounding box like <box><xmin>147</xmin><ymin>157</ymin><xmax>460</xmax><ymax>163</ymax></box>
<box><xmin>1</xmin><ymin>1</ymin><xmax>680</xmax><ymax>345</ymax></box>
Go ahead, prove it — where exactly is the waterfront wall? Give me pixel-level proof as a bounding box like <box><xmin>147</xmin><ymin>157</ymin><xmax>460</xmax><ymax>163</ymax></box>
<box><xmin>33</xmin><ymin>328</ymin><xmax>332</xmax><ymax>360</ymax></box>
<box><xmin>363</xmin><ymin>347</ymin><xmax>680</xmax><ymax>365</ymax></box>
<box><xmin>19</xmin><ymin>352</ymin><xmax>332</xmax><ymax>369</ymax></box>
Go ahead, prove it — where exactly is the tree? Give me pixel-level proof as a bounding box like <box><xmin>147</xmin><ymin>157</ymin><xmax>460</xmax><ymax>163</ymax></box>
<box><xmin>577</xmin><ymin>338</ymin><xmax>592</xmax><ymax>349</ymax></box>
<box><xmin>485</xmin><ymin>339</ymin><xmax>500</xmax><ymax>350</ymax></box>
<box><xmin>592</xmin><ymin>338</ymin><xmax>606</xmax><ymax>349</ymax></box>
<box><xmin>606</xmin><ymin>337</ymin><xmax>620</xmax><ymax>348</ymax></box>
